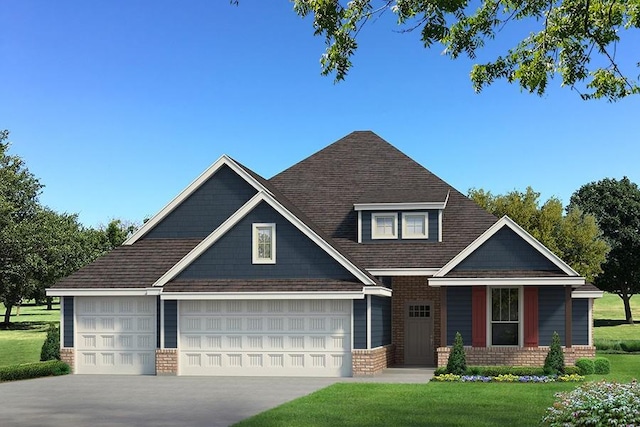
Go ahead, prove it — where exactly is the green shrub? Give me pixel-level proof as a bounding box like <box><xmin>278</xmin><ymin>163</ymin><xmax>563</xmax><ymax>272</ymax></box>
<box><xmin>544</xmin><ymin>332</ymin><xmax>565</xmax><ymax>375</ymax></box>
<box><xmin>594</xmin><ymin>357</ymin><xmax>611</xmax><ymax>374</ymax></box>
<box><xmin>434</xmin><ymin>367</ymin><xmax>447</xmax><ymax>376</ymax></box>
<box><xmin>40</xmin><ymin>323</ymin><xmax>60</xmax><ymax>361</ymax></box>
<box><xmin>477</xmin><ymin>366</ymin><xmax>545</xmax><ymax>376</ymax></box>
<box><xmin>575</xmin><ymin>358</ymin><xmax>595</xmax><ymax>375</ymax></box>
<box><xmin>595</xmin><ymin>340</ymin><xmax>640</xmax><ymax>353</ymax></box>
<box><xmin>542</xmin><ymin>380</ymin><xmax>640</xmax><ymax>426</ymax></box>
<box><xmin>446</xmin><ymin>332</ymin><xmax>467</xmax><ymax>375</ymax></box>
<box><xmin>620</xmin><ymin>341</ymin><xmax>640</xmax><ymax>353</ymax></box>
<box><xmin>0</xmin><ymin>361</ymin><xmax>70</xmax><ymax>382</ymax></box>
<box><xmin>564</xmin><ymin>365</ymin><xmax>582</xmax><ymax>375</ymax></box>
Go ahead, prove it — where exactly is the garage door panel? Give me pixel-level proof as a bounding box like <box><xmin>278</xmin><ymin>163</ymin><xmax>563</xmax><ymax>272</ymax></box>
<box><xmin>179</xmin><ymin>300</ymin><xmax>352</xmax><ymax>377</ymax></box>
<box><xmin>76</xmin><ymin>297</ymin><xmax>156</xmax><ymax>375</ymax></box>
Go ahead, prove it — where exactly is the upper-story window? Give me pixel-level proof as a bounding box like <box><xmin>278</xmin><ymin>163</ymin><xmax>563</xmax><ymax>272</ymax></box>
<box><xmin>252</xmin><ymin>223</ymin><xmax>276</xmax><ymax>264</ymax></box>
<box><xmin>402</xmin><ymin>213</ymin><xmax>428</xmax><ymax>239</ymax></box>
<box><xmin>371</xmin><ymin>213</ymin><xmax>398</xmax><ymax>239</ymax></box>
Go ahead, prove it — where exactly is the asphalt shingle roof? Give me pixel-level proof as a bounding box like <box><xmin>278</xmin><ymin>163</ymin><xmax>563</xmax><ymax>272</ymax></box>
<box><xmin>164</xmin><ymin>279</ymin><xmax>364</xmax><ymax>293</ymax></box>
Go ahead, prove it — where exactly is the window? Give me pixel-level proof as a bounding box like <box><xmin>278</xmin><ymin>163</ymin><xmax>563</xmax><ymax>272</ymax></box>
<box><xmin>409</xmin><ymin>305</ymin><xmax>430</xmax><ymax>318</ymax></box>
<box><xmin>371</xmin><ymin>213</ymin><xmax>398</xmax><ymax>239</ymax></box>
<box><xmin>402</xmin><ymin>213</ymin><xmax>428</xmax><ymax>239</ymax></box>
<box><xmin>252</xmin><ymin>223</ymin><xmax>276</xmax><ymax>264</ymax></box>
<box><xmin>490</xmin><ymin>288</ymin><xmax>520</xmax><ymax>346</ymax></box>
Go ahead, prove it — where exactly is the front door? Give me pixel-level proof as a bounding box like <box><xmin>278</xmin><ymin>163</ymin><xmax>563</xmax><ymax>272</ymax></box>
<box><xmin>404</xmin><ymin>301</ymin><xmax>434</xmax><ymax>365</ymax></box>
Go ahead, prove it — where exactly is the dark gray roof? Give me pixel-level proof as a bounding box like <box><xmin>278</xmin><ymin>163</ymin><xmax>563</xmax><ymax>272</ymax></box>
<box><xmin>269</xmin><ymin>131</ymin><xmax>498</xmax><ymax>269</ymax></box>
<box><xmin>51</xmin><ymin>239</ymin><xmax>200</xmax><ymax>288</ymax></box>
<box><xmin>164</xmin><ymin>279</ymin><xmax>364</xmax><ymax>293</ymax></box>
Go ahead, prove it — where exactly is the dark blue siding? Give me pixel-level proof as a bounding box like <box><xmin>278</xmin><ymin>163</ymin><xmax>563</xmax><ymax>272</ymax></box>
<box><xmin>156</xmin><ymin>296</ymin><xmax>161</xmax><ymax>348</ymax></box>
<box><xmin>63</xmin><ymin>296</ymin><xmax>74</xmax><ymax>347</ymax></box>
<box><xmin>145</xmin><ymin>164</ymin><xmax>257</xmax><ymax>239</ymax></box>
<box><xmin>178</xmin><ymin>202</ymin><xmax>357</xmax><ymax>280</ymax></box>
<box><xmin>361</xmin><ymin>211</ymin><xmax>439</xmax><ymax>243</ymax></box>
<box><xmin>447</xmin><ymin>287</ymin><xmax>472</xmax><ymax>345</ymax></box>
<box><xmin>454</xmin><ymin>227</ymin><xmax>562</xmax><ymax>271</ymax></box>
<box><xmin>539</xmin><ymin>287</ymin><xmax>566</xmax><ymax>345</ymax></box>
<box><xmin>371</xmin><ymin>296</ymin><xmax>392</xmax><ymax>347</ymax></box>
<box><xmin>353</xmin><ymin>299</ymin><xmax>367</xmax><ymax>349</ymax></box>
<box><xmin>572</xmin><ymin>299</ymin><xmax>589</xmax><ymax>345</ymax></box>
<box><xmin>164</xmin><ymin>300</ymin><xmax>178</xmax><ymax>349</ymax></box>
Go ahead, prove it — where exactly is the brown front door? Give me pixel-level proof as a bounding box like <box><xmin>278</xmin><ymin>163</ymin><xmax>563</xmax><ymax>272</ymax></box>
<box><xmin>404</xmin><ymin>301</ymin><xmax>434</xmax><ymax>365</ymax></box>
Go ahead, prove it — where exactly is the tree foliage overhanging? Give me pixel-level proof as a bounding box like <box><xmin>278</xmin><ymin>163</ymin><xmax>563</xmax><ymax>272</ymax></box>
<box><xmin>288</xmin><ymin>0</ymin><xmax>640</xmax><ymax>101</ymax></box>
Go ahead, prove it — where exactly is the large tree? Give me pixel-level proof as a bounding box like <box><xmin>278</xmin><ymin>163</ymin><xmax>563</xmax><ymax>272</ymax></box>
<box><xmin>570</xmin><ymin>177</ymin><xmax>640</xmax><ymax>323</ymax></box>
<box><xmin>285</xmin><ymin>0</ymin><xmax>640</xmax><ymax>101</ymax></box>
<box><xmin>469</xmin><ymin>186</ymin><xmax>609</xmax><ymax>282</ymax></box>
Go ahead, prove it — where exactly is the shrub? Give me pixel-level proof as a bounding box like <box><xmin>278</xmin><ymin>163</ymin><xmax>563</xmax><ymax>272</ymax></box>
<box><xmin>446</xmin><ymin>332</ymin><xmax>467</xmax><ymax>375</ymax></box>
<box><xmin>434</xmin><ymin>367</ymin><xmax>447</xmax><ymax>376</ymax></box>
<box><xmin>542</xmin><ymin>380</ymin><xmax>640</xmax><ymax>426</ymax></box>
<box><xmin>478</xmin><ymin>366</ymin><xmax>546</xmax><ymax>376</ymax></box>
<box><xmin>544</xmin><ymin>332</ymin><xmax>564</xmax><ymax>375</ymax></box>
<box><xmin>0</xmin><ymin>361</ymin><xmax>70</xmax><ymax>382</ymax></box>
<box><xmin>594</xmin><ymin>357</ymin><xmax>611</xmax><ymax>374</ymax></box>
<box><xmin>40</xmin><ymin>323</ymin><xmax>60</xmax><ymax>361</ymax></box>
<box><xmin>563</xmin><ymin>366</ymin><xmax>581</xmax><ymax>375</ymax></box>
<box><xmin>575</xmin><ymin>358</ymin><xmax>595</xmax><ymax>375</ymax></box>
<box><xmin>619</xmin><ymin>341</ymin><xmax>640</xmax><ymax>353</ymax></box>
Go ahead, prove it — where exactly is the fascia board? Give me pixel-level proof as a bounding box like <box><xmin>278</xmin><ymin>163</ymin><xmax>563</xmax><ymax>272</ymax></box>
<box><xmin>363</xmin><ymin>287</ymin><xmax>392</xmax><ymax>297</ymax></box>
<box><xmin>572</xmin><ymin>290</ymin><xmax>604</xmax><ymax>298</ymax></box>
<box><xmin>46</xmin><ymin>288</ymin><xmax>161</xmax><ymax>296</ymax></box>
<box><xmin>429</xmin><ymin>277</ymin><xmax>586</xmax><ymax>287</ymax></box>
<box><xmin>160</xmin><ymin>291</ymin><xmax>365</xmax><ymax>300</ymax></box>
<box><xmin>354</xmin><ymin>202</ymin><xmax>446</xmax><ymax>211</ymax></box>
<box><xmin>367</xmin><ymin>268</ymin><xmax>439</xmax><ymax>276</ymax></box>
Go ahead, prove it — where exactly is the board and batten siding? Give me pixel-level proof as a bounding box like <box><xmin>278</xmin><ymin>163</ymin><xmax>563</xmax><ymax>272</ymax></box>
<box><xmin>164</xmin><ymin>300</ymin><xmax>178</xmax><ymax>348</ymax></box>
<box><xmin>446</xmin><ymin>287</ymin><xmax>472</xmax><ymax>346</ymax></box>
<box><xmin>63</xmin><ymin>296</ymin><xmax>74</xmax><ymax>347</ymax></box>
<box><xmin>371</xmin><ymin>296</ymin><xmax>392</xmax><ymax>347</ymax></box>
<box><xmin>178</xmin><ymin>202</ymin><xmax>357</xmax><ymax>281</ymax></box>
<box><xmin>145</xmin><ymin>164</ymin><xmax>258</xmax><ymax>239</ymax></box>
<box><xmin>538</xmin><ymin>286</ymin><xmax>566</xmax><ymax>345</ymax></box>
<box><xmin>453</xmin><ymin>227</ymin><xmax>563</xmax><ymax>271</ymax></box>
<box><xmin>353</xmin><ymin>299</ymin><xmax>367</xmax><ymax>349</ymax></box>
<box><xmin>572</xmin><ymin>299</ymin><xmax>589</xmax><ymax>345</ymax></box>
<box><xmin>360</xmin><ymin>211</ymin><xmax>438</xmax><ymax>242</ymax></box>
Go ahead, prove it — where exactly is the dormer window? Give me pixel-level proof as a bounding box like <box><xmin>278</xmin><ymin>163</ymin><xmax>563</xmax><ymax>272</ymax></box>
<box><xmin>372</xmin><ymin>213</ymin><xmax>398</xmax><ymax>239</ymax></box>
<box><xmin>402</xmin><ymin>213</ymin><xmax>428</xmax><ymax>239</ymax></box>
<box><xmin>252</xmin><ymin>223</ymin><xmax>276</xmax><ymax>264</ymax></box>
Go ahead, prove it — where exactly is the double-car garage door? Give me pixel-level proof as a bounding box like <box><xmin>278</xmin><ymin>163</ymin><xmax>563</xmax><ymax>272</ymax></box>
<box><xmin>73</xmin><ymin>297</ymin><xmax>352</xmax><ymax>377</ymax></box>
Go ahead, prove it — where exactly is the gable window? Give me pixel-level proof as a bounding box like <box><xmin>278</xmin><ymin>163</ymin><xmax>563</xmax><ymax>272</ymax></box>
<box><xmin>371</xmin><ymin>213</ymin><xmax>398</xmax><ymax>239</ymax></box>
<box><xmin>490</xmin><ymin>288</ymin><xmax>520</xmax><ymax>346</ymax></box>
<box><xmin>252</xmin><ymin>223</ymin><xmax>276</xmax><ymax>264</ymax></box>
<box><xmin>402</xmin><ymin>213</ymin><xmax>428</xmax><ymax>239</ymax></box>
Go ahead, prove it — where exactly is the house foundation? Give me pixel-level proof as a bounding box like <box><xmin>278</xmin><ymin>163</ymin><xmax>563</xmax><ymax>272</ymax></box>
<box><xmin>156</xmin><ymin>349</ymin><xmax>178</xmax><ymax>375</ymax></box>
<box><xmin>436</xmin><ymin>345</ymin><xmax>597</xmax><ymax>367</ymax></box>
<box><xmin>352</xmin><ymin>344</ymin><xmax>395</xmax><ymax>376</ymax></box>
<box><xmin>60</xmin><ymin>348</ymin><xmax>74</xmax><ymax>372</ymax></box>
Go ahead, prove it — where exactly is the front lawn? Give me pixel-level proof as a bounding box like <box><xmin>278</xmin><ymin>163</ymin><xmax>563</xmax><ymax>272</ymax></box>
<box><xmin>593</xmin><ymin>292</ymin><xmax>639</xmax><ymax>341</ymax></box>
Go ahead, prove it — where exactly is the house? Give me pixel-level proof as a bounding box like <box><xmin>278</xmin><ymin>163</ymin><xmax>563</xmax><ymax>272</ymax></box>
<box><xmin>47</xmin><ymin>131</ymin><xmax>602</xmax><ymax>376</ymax></box>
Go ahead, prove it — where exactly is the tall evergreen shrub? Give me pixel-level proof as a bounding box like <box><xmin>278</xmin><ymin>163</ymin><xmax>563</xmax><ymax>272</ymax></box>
<box><xmin>446</xmin><ymin>332</ymin><xmax>467</xmax><ymax>375</ymax></box>
<box><xmin>544</xmin><ymin>331</ymin><xmax>565</xmax><ymax>375</ymax></box>
<box><xmin>40</xmin><ymin>323</ymin><xmax>60</xmax><ymax>361</ymax></box>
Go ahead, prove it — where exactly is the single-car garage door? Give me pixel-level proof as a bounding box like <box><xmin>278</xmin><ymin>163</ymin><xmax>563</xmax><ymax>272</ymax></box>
<box><xmin>179</xmin><ymin>299</ymin><xmax>352</xmax><ymax>377</ymax></box>
<box><xmin>75</xmin><ymin>296</ymin><xmax>156</xmax><ymax>375</ymax></box>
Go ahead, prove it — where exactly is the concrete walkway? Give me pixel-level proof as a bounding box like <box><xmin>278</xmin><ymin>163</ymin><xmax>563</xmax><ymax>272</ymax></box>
<box><xmin>0</xmin><ymin>368</ymin><xmax>434</xmax><ymax>427</ymax></box>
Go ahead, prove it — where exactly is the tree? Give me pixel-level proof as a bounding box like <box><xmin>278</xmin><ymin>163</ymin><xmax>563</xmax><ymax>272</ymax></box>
<box><xmin>569</xmin><ymin>177</ymin><xmax>640</xmax><ymax>323</ymax></box>
<box><xmin>286</xmin><ymin>0</ymin><xmax>640</xmax><ymax>101</ymax></box>
<box><xmin>446</xmin><ymin>332</ymin><xmax>467</xmax><ymax>375</ymax></box>
<box><xmin>468</xmin><ymin>186</ymin><xmax>608</xmax><ymax>282</ymax></box>
<box><xmin>544</xmin><ymin>331</ymin><xmax>565</xmax><ymax>375</ymax></box>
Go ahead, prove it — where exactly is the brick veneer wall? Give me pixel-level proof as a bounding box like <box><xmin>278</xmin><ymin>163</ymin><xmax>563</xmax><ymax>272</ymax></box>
<box><xmin>156</xmin><ymin>349</ymin><xmax>178</xmax><ymax>375</ymax></box>
<box><xmin>60</xmin><ymin>348</ymin><xmax>74</xmax><ymax>372</ymax></box>
<box><xmin>352</xmin><ymin>344</ymin><xmax>395</xmax><ymax>376</ymax></box>
<box><xmin>392</xmin><ymin>277</ymin><xmax>441</xmax><ymax>365</ymax></box>
<box><xmin>436</xmin><ymin>346</ymin><xmax>596</xmax><ymax>367</ymax></box>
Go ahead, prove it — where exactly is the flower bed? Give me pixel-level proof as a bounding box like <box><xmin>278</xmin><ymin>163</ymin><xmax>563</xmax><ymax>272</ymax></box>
<box><xmin>432</xmin><ymin>373</ymin><xmax>585</xmax><ymax>383</ymax></box>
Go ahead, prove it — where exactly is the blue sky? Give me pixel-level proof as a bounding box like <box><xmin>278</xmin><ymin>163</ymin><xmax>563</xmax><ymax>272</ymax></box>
<box><xmin>2</xmin><ymin>1</ymin><xmax>639</xmax><ymax>227</ymax></box>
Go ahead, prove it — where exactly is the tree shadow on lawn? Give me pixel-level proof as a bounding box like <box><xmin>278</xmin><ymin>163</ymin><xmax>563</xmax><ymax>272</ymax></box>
<box><xmin>594</xmin><ymin>319</ymin><xmax>639</xmax><ymax>327</ymax></box>
<box><xmin>0</xmin><ymin>321</ymin><xmax>52</xmax><ymax>331</ymax></box>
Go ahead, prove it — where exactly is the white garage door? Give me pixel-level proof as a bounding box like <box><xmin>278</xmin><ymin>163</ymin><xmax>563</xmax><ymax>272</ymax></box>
<box><xmin>179</xmin><ymin>299</ymin><xmax>352</xmax><ymax>377</ymax></box>
<box><xmin>75</xmin><ymin>296</ymin><xmax>157</xmax><ymax>375</ymax></box>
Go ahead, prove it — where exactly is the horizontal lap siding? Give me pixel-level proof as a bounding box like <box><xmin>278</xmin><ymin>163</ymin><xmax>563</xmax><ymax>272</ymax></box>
<box><xmin>63</xmin><ymin>296</ymin><xmax>74</xmax><ymax>347</ymax></box>
<box><xmin>572</xmin><ymin>299</ymin><xmax>589</xmax><ymax>345</ymax></box>
<box><xmin>178</xmin><ymin>202</ymin><xmax>356</xmax><ymax>280</ymax></box>
<box><xmin>145</xmin><ymin>164</ymin><xmax>257</xmax><ymax>239</ymax></box>
<box><xmin>164</xmin><ymin>300</ymin><xmax>178</xmax><ymax>348</ymax></box>
<box><xmin>446</xmin><ymin>287</ymin><xmax>472</xmax><ymax>346</ymax></box>
<box><xmin>353</xmin><ymin>299</ymin><xmax>367</xmax><ymax>349</ymax></box>
<box><xmin>538</xmin><ymin>286</ymin><xmax>565</xmax><ymax>345</ymax></box>
<box><xmin>371</xmin><ymin>296</ymin><xmax>392</xmax><ymax>347</ymax></box>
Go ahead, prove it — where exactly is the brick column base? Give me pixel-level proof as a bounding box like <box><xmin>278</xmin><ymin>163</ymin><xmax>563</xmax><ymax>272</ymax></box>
<box><xmin>436</xmin><ymin>345</ymin><xmax>596</xmax><ymax>368</ymax></box>
<box><xmin>60</xmin><ymin>348</ymin><xmax>74</xmax><ymax>372</ymax></box>
<box><xmin>156</xmin><ymin>349</ymin><xmax>178</xmax><ymax>375</ymax></box>
<box><xmin>352</xmin><ymin>344</ymin><xmax>395</xmax><ymax>376</ymax></box>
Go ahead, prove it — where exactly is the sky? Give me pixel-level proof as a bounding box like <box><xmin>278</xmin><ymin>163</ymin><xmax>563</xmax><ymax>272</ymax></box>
<box><xmin>2</xmin><ymin>1</ymin><xmax>639</xmax><ymax>228</ymax></box>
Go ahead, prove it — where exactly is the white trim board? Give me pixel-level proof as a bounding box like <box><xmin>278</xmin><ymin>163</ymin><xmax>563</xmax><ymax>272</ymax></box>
<box><xmin>160</xmin><ymin>291</ymin><xmax>366</xmax><ymax>300</ymax></box>
<box><xmin>429</xmin><ymin>277</ymin><xmax>585</xmax><ymax>287</ymax></box>
<box><xmin>367</xmin><ymin>268</ymin><xmax>439</xmax><ymax>276</ymax></box>
<box><xmin>152</xmin><ymin>191</ymin><xmax>377</xmax><ymax>287</ymax></box>
<box><xmin>124</xmin><ymin>155</ymin><xmax>269</xmax><ymax>245</ymax></box>
<box><xmin>433</xmin><ymin>216</ymin><xmax>581</xmax><ymax>278</ymax></box>
<box><xmin>46</xmin><ymin>288</ymin><xmax>162</xmax><ymax>297</ymax></box>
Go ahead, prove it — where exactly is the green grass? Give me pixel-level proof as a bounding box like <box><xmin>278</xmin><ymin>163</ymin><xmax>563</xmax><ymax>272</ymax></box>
<box><xmin>234</xmin><ymin>354</ymin><xmax>640</xmax><ymax>427</ymax></box>
<box><xmin>593</xmin><ymin>292</ymin><xmax>639</xmax><ymax>341</ymax></box>
<box><xmin>0</xmin><ymin>302</ymin><xmax>60</xmax><ymax>367</ymax></box>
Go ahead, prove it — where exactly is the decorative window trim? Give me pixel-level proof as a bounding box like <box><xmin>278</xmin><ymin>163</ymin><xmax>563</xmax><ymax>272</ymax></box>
<box><xmin>486</xmin><ymin>286</ymin><xmax>523</xmax><ymax>347</ymax></box>
<box><xmin>252</xmin><ymin>223</ymin><xmax>276</xmax><ymax>264</ymax></box>
<box><xmin>371</xmin><ymin>213</ymin><xmax>398</xmax><ymax>240</ymax></box>
<box><xmin>401</xmin><ymin>213</ymin><xmax>428</xmax><ymax>239</ymax></box>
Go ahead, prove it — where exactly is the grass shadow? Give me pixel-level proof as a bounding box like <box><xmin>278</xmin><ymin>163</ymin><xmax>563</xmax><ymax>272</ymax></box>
<box><xmin>0</xmin><ymin>321</ymin><xmax>53</xmax><ymax>331</ymax></box>
<box><xmin>594</xmin><ymin>319</ymin><xmax>639</xmax><ymax>327</ymax></box>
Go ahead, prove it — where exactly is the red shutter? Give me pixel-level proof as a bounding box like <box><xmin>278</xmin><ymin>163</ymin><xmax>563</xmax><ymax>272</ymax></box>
<box><xmin>524</xmin><ymin>286</ymin><xmax>539</xmax><ymax>347</ymax></box>
<box><xmin>472</xmin><ymin>286</ymin><xmax>487</xmax><ymax>347</ymax></box>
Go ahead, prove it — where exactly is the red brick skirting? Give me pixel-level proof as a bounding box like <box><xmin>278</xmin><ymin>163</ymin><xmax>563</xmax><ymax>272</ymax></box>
<box><xmin>352</xmin><ymin>344</ymin><xmax>395</xmax><ymax>376</ymax></box>
<box><xmin>60</xmin><ymin>348</ymin><xmax>74</xmax><ymax>372</ymax></box>
<box><xmin>436</xmin><ymin>346</ymin><xmax>596</xmax><ymax>367</ymax></box>
<box><xmin>156</xmin><ymin>349</ymin><xmax>178</xmax><ymax>375</ymax></box>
